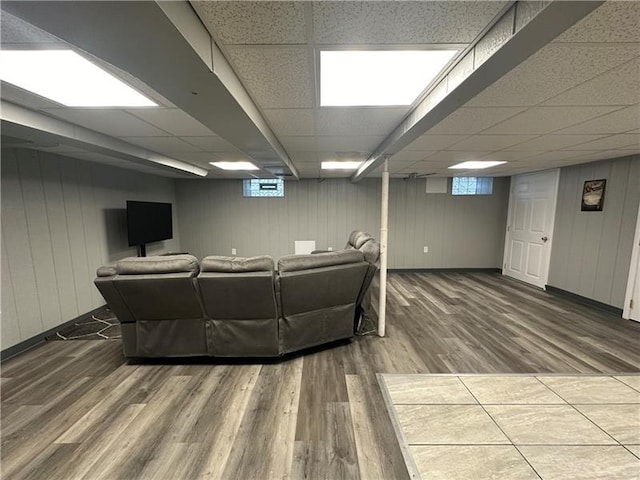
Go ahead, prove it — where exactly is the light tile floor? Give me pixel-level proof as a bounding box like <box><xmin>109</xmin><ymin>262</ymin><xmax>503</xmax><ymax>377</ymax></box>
<box><xmin>379</xmin><ymin>374</ymin><xmax>640</xmax><ymax>480</ymax></box>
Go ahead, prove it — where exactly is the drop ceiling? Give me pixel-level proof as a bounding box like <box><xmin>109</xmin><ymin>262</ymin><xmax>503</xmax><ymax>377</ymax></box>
<box><xmin>1</xmin><ymin>1</ymin><xmax>639</xmax><ymax>180</ymax></box>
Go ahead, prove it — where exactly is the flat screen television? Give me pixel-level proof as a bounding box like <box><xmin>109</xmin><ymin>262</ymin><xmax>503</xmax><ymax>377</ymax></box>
<box><xmin>127</xmin><ymin>201</ymin><xmax>172</xmax><ymax>255</ymax></box>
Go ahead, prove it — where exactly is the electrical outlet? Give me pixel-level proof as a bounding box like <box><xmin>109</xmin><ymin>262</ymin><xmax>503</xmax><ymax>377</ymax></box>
<box><xmin>231</xmin><ymin>248</ymin><xmax>237</xmax><ymax>255</ymax></box>
<box><xmin>328</xmin><ymin>246</ymin><xmax>333</xmax><ymax>251</ymax></box>
<box><xmin>423</xmin><ymin>246</ymin><xmax>429</xmax><ymax>253</ymax></box>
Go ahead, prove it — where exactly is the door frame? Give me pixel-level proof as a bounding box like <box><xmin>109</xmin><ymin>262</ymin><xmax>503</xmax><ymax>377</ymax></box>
<box><xmin>502</xmin><ymin>168</ymin><xmax>560</xmax><ymax>290</ymax></box>
<box><xmin>623</xmin><ymin>200</ymin><xmax>640</xmax><ymax>321</ymax></box>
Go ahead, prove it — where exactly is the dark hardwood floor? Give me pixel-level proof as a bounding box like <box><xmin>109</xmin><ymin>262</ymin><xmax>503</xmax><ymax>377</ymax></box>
<box><xmin>2</xmin><ymin>272</ymin><xmax>639</xmax><ymax>479</ymax></box>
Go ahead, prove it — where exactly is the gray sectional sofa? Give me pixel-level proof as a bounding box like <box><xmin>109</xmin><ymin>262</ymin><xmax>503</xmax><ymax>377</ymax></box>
<box><xmin>94</xmin><ymin>234</ymin><xmax>379</xmax><ymax>358</ymax></box>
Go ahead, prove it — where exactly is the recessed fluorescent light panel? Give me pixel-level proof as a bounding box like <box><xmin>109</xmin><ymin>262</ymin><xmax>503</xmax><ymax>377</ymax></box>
<box><xmin>321</xmin><ymin>161</ymin><xmax>363</xmax><ymax>170</ymax></box>
<box><xmin>210</xmin><ymin>161</ymin><xmax>259</xmax><ymax>171</ymax></box>
<box><xmin>449</xmin><ymin>161</ymin><xmax>507</xmax><ymax>170</ymax></box>
<box><xmin>321</xmin><ymin>50</ymin><xmax>458</xmax><ymax>106</ymax></box>
<box><xmin>0</xmin><ymin>50</ymin><xmax>157</xmax><ymax>107</ymax></box>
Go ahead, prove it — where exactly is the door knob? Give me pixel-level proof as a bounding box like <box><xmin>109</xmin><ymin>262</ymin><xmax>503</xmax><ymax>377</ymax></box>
<box><xmin>541</xmin><ymin>236</ymin><xmax>548</xmax><ymax>242</ymax></box>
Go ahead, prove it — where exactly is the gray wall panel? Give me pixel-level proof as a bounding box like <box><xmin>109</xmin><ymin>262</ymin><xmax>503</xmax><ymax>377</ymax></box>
<box><xmin>548</xmin><ymin>155</ymin><xmax>640</xmax><ymax>308</ymax></box>
<box><xmin>176</xmin><ymin>177</ymin><xmax>509</xmax><ymax>269</ymax></box>
<box><xmin>41</xmin><ymin>158</ymin><xmax>80</xmax><ymax>323</ymax></box>
<box><xmin>2</xmin><ymin>152</ymin><xmax>43</xmax><ymax>340</ymax></box>
<box><xmin>1</xmin><ymin>230</ymin><xmax>21</xmax><ymax>349</ymax></box>
<box><xmin>18</xmin><ymin>152</ymin><xmax>62</xmax><ymax>331</ymax></box>
<box><xmin>1</xmin><ymin>148</ymin><xmax>181</xmax><ymax>350</ymax></box>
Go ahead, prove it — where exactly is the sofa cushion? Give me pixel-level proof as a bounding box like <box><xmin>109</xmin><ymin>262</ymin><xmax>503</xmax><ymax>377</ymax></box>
<box><xmin>278</xmin><ymin>250</ymin><xmax>364</xmax><ymax>273</ymax></box>
<box><xmin>201</xmin><ymin>255</ymin><xmax>274</xmax><ymax>273</ymax></box>
<box><xmin>116</xmin><ymin>255</ymin><xmax>199</xmax><ymax>275</ymax></box>
<box><xmin>96</xmin><ymin>265</ymin><xmax>117</xmax><ymax>277</ymax></box>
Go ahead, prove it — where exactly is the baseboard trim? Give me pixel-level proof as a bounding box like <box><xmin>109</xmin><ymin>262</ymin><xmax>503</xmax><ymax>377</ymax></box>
<box><xmin>388</xmin><ymin>268</ymin><xmax>501</xmax><ymax>273</ymax></box>
<box><xmin>545</xmin><ymin>286</ymin><xmax>623</xmax><ymax>315</ymax></box>
<box><xmin>0</xmin><ymin>305</ymin><xmax>107</xmax><ymax>363</ymax></box>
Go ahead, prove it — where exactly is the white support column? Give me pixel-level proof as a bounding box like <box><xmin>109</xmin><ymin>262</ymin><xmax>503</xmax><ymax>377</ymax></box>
<box><xmin>378</xmin><ymin>159</ymin><xmax>390</xmax><ymax>337</ymax></box>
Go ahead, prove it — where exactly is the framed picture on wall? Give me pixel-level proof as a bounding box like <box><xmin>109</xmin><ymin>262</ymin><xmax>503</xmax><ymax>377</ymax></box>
<box><xmin>581</xmin><ymin>179</ymin><xmax>606</xmax><ymax>211</ymax></box>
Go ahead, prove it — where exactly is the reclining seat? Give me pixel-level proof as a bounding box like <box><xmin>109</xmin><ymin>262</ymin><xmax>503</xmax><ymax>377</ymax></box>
<box><xmin>198</xmin><ymin>255</ymin><xmax>279</xmax><ymax>357</ymax></box>
<box><xmin>277</xmin><ymin>250</ymin><xmax>368</xmax><ymax>354</ymax></box>
<box><xmin>112</xmin><ymin>255</ymin><xmax>206</xmax><ymax>357</ymax></box>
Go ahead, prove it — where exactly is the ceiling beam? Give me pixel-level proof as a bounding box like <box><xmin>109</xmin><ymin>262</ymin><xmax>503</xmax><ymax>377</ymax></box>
<box><xmin>2</xmin><ymin>0</ymin><xmax>299</xmax><ymax>179</ymax></box>
<box><xmin>1</xmin><ymin>101</ymin><xmax>209</xmax><ymax>177</ymax></box>
<box><xmin>351</xmin><ymin>0</ymin><xmax>604</xmax><ymax>182</ymax></box>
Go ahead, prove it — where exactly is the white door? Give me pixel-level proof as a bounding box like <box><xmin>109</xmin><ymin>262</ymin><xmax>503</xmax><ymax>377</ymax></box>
<box><xmin>624</xmin><ymin>202</ymin><xmax>640</xmax><ymax>322</ymax></box>
<box><xmin>503</xmin><ymin>169</ymin><xmax>560</xmax><ymax>289</ymax></box>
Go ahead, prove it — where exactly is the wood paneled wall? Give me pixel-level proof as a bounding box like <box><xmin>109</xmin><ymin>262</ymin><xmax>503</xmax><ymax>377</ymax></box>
<box><xmin>175</xmin><ymin>177</ymin><xmax>510</xmax><ymax>269</ymax></box>
<box><xmin>548</xmin><ymin>155</ymin><xmax>640</xmax><ymax>308</ymax></box>
<box><xmin>1</xmin><ymin>148</ymin><xmax>181</xmax><ymax>350</ymax></box>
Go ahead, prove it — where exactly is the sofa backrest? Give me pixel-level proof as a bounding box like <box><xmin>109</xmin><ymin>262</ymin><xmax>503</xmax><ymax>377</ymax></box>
<box><xmin>112</xmin><ymin>255</ymin><xmax>203</xmax><ymax>322</ymax></box>
<box><xmin>277</xmin><ymin>250</ymin><xmax>368</xmax><ymax>352</ymax></box>
<box><xmin>198</xmin><ymin>255</ymin><xmax>279</xmax><ymax>356</ymax></box>
<box><xmin>198</xmin><ymin>255</ymin><xmax>277</xmax><ymax>320</ymax></box>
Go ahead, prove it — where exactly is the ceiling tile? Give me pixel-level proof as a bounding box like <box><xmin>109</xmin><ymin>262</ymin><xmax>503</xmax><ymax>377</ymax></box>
<box><xmin>316</xmin><ymin>136</ymin><xmax>386</xmax><ymax>152</ymax></box>
<box><xmin>127</xmin><ymin>109</ymin><xmax>214</xmax><ymax>136</ymax></box>
<box><xmin>279</xmin><ymin>136</ymin><xmax>317</xmax><ymax>152</ymax></box>
<box><xmin>479</xmin><ymin>150</ymin><xmax>545</xmax><ymax>162</ymax></box>
<box><xmin>317</xmin><ymin>135</ymin><xmax>385</xmax><ymax>153</ymax></box>
<box><xmin>542</xmin><ymin>59</ymin><xmax>640</xmax><ymax>106</ymax></box>
<box><xmin>483</xmin><ymin>106</ymin><xmax>619</xmax><ymax>135</ymax></box>
<box><xmin>179</xmin><ymin>136</ymin><xmax>240</xmax><ymax>152</ymax></box>
<box><xmin>467</xmin><ymin>44</ymin><xmax>640</xmax><ymax>107</ymax></box>
<box><xmin>312</xmin><ymin>1</ymin><xmax>507</xmax><ymax>44</ymax></box>
<box><xmin>388</xmin><ymin>160</ymin><xmax>421</xmax><ymax>173</ymax></box>
<box><xmin>316</xmin><ymin>108</ymin><xmax>407</xmax><ymax>136</ymax></box>
<box><xmin>406</xmin><ymin>134</ymin><xmax>469</xmax><ymax>151</ymax></box>
<box><xmin>193</xmin><ymin>1</ymin><xmax>307</xmax><ymax>45</ymax></box>
<box><xmin>448</xmin><ymin>134</ymin><xmax>537</xmax><ymax>151</ymax></box>
<box><xmin>422</xmin><ymin>151</ymin><xmax>491</xmax><ymax>165</ymax></box>
<box><xmin>504</xmin><ymin>134</ymin><xmax>608</xmax><ymax>151</ymax></box>
<box><xmin>563</xmin><ymin>134</ymin><xmax>640</xmax><ymax>151</ymax></box>
<box><xmin>287</xmin><ymin>151</ymin><xmax>317</xmax><ymax>163</ymax></box>
<box><xmin>405</xmin><ymin>160</ymin><xmax>452</xmax><ymax>174</ymax></box>
<box><xmin>317</xmin><ymin>151</ymin><xmax>369</xmax><ymax>163</ymax></box>
<box><xmin>292</xmin><ymin>161</ymin><xmax>320</xmax><ymax>173</ymax></box>
<box><xmin>556</xmin><ymin>105</ymin><xmax>640</xmax><ymax>135</ymax></box>
<box><xmin>263</xmin><ymin>109</ymin><xmax>315</xmax><ymax>136</ymax></box>
<box><xmin>122</xmin><ymin>136</ymin><xmax>201</xmax><ymax>153</ymax></box>
<box><xmin>226</xmin><ymin>46</ymin><xmax>313</xmax><ymax>108</ymax></box>
<box><xmin>427</xmin><ymin>107</ymin><xmax>526</xmax><ymax>135</ymax></box>
<box><xmin>390</xmin><ymin>150</ymin><xmax>434</xmax><ymax>162</ymax></box>
<box><xmin>554</xmin><ymin>1</ymin><xmax>640</xmax><ymax>43</ymax></box>
<box><xmin>516</xmin><ymin>150</ymin><xmax>589</xmax><ymax>163</ymax></box>
<box><xmin>42</xmin><ymin>109</ymin><xmax>168</xmax><ymax>137</ymax></box>
<box><xmin>204</xmin><ymin>151</ymin><xmax>252</xmax><ymax>162</ymax></box>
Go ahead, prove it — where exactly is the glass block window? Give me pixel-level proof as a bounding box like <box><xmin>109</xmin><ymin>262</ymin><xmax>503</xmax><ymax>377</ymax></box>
<box><xmin>242</xmin><ymin>178</ymin><xmax>284</xmax><ymax>197</ymax></box>
<box><xmin>451</xmin><ymin>177</ymin><xmax>493</xmax><ymax>195</ymax></box>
